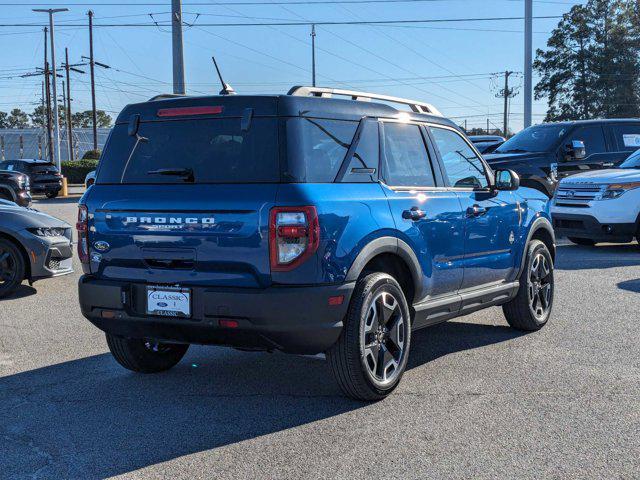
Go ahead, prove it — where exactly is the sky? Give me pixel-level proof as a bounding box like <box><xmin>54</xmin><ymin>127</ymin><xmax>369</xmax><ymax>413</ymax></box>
<box><xmin>0</xmin><ymin>0</ymin><xmax>586</xmax><ymax>133</ymax></box>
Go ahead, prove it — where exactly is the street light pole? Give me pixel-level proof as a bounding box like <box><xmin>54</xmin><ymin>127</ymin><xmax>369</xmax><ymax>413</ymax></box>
<box><xmin>33</xmin><ymin>8</ymin><xmax>68</xmax><ymax>170</ymax></box>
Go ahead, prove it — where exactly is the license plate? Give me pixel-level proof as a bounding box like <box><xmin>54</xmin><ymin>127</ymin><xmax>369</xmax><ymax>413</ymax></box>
<box><xmin>146</xmin><ymin>286</ymin><xmax>191</xmax><ymax>318</ymax></box>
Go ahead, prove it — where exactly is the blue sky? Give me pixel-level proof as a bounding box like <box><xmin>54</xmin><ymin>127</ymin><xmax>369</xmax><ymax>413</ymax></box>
<box><xmin>0</xmin><ymin>0</ymin><xmax>584</xmax><ymax>132</ymax></box>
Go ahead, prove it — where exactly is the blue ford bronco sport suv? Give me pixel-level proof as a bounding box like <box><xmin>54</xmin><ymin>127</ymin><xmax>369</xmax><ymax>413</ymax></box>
<box><xmin>78</xmin><ymin>86</ymin><xmax>556</xmax><ymax>401</ymax></box>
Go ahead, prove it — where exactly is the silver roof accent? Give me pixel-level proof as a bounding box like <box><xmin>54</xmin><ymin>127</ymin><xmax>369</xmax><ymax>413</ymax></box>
<box><xmin>287</xmin><ymin>85</ymin><xmax>443</xmax><ymax>116</ymax></box>
<box><xmin>147</xmin><ymin>94</ymin><xmax>187</xmax><ymax>102</ymax></box>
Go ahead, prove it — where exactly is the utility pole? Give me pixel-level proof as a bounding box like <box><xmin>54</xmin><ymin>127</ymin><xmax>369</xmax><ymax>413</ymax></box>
<box><xmin>498</xmin><ymin>71</ymin><xmax>515</xmax><ymax>137</ymax></box>
<box><xmin>311</xmin><ymin>24</ymin><xmax>316</xmax><ymax>87</ymax></box>
<box><xmin>33</xmin><ymin>8</ymin><xmax>68</xmax><ymax>171</ymax></box>
<box><xmin>171</xmin><ymin>0</ymin><xmax>186</xmax><ymax>94</ymax></box>
<box><xmin>524</xmin><ymin>0</ymin><xmax>533</xmax><ymax>128</ymax></box>
<box><xmin>63</xmin><ymin>48</ymin><xmax>74</xmax><ymax>161</ymax></box>
<box><xmin>43</xmin><ymin>27</ymin><xmax>53</xmax><ymax>163</ymax></box>
<box><xmin>487</xmin><ymin>118</ymin><xmax>490</xmax><ymax>135</ymax></box>
<box><xmin>88</xmin><ymin>10</ymin><xmax>98</xmax><ymax>151</ymax></box>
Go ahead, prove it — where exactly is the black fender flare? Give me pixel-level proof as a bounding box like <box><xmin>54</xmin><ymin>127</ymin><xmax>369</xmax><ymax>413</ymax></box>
<box><xmin>0</xmin><ymin>186</ymin><xmax>16</xmax><ymax>202</ymax></box>
<box><xmin>345</xmin><ymin>236</ymin><xmax>423</xmax><ymax>296</ymax></box>
<box><xmin>517</xmin><ymin>216</ymin><xmax>555</xmax><ymax>279</ymax></box>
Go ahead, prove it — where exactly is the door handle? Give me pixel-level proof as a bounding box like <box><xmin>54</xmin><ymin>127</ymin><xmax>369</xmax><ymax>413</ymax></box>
<box><xmin>402</xmin><ymin>206</ymin><xmax>427</xmax><ymax>221</ymax></box>
<box><xmin>466</xmin><ymin>204</ymin><xmax>487</xmax><ymax>217</ymax></box>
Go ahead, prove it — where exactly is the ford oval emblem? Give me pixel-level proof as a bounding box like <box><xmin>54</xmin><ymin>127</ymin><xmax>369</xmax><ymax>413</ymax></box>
<box><xmin>157</xmin><ymin>302</ymin><xmax>168</xmax><ymax>307</ymax></box>
<box><xmin>93</xmin><ymin>240</ymin><xmax>110</xmax><ymax>252</ymax></box>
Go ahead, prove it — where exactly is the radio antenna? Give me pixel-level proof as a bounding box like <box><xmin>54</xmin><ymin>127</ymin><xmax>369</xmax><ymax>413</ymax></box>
<box><xmin>212</xmin><ymin>56</ymin><xmax>236</xmax><ymax>95</ymax></box>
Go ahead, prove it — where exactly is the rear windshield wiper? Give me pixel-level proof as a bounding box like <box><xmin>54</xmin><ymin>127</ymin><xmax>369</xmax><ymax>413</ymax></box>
<box><xmin>147</xmin><ymin>168</ymin><xmax>195</xmax><ymax>183</ymax></box>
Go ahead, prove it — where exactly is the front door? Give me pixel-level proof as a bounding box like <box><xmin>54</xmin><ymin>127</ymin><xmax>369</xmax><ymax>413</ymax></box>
<box><xmin>557</xmin><ymin>124</ymin><xmax>610</xmax><ymax>179</ymax></box>
<box><xmin>380</xmin><ymin>121</ymin><xmax>465</xmax><ymax>303</ymax></box>
<box><xmin>428</xmin><ymin>126</ymin><xmax>521</xmax><ymax>290</ymax></box>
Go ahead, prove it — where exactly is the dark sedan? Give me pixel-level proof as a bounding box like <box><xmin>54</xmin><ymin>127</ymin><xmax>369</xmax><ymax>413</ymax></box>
<box><xmin>0</xmin><ymin>159</ymin><xmax>63</xmax><ymax>198</ymax></box>
<box><xmin>0</xmin><ymin>200</ymin><xmax>73</xmax><ymax>298</ymax></box>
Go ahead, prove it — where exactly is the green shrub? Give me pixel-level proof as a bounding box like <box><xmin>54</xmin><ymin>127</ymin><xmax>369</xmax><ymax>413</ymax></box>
<box><xmin>61</xmin><ymin>159</ymin><xmax>99</xmax><ymax>184</ymax></box>
<box><xmin>82</xmin><ymin>149</ymin><xmax>101</xmax><ymax>160</ymax></box>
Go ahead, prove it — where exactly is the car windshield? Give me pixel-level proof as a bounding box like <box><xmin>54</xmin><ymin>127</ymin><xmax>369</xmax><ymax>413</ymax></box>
<box><xmin>620</xmin><ymin>150</ymin><xmax>640</xmax><ymax>169</ymax></box>
<box><xmin>494</xmin><ymin>124</ymin><xmax>568</xmax><ymax>154</ymax></box>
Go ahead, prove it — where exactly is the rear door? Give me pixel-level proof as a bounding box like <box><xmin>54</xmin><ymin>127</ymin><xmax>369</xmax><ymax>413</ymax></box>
<box><xmin>429</xmin><ymin>125</ymin><xmax>520</xmax><ymax>290</ymax></box>
<box><xmin>380</xmin><ymin>120</ymin><xmax>465</xmax><ymax>303</ymax></box>
<box><xmin>605</xmin><ymin>122</ymin><xmax>640</xmax><ymax>166</ymax></box>
<box><xmin>85</xmin><ymin>112</ymin><xmax>280</xmax><ymax>289</ymax></box>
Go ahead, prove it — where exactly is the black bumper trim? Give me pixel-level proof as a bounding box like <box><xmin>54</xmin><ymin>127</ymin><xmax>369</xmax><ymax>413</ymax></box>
<box><xmin>552</xmin><ymin>213</ymin><xmax>636</xmax><ymax>242</ymax></box>
<box><xmin>79</xmin><ymin>276</ymin><xmax>355</xmax><ymax>354</ymax></box>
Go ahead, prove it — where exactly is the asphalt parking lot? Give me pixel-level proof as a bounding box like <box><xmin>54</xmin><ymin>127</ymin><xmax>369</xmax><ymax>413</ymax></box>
<box><xmin>1</xmin><ymin>197</ymin><xmax>639</xmax><ymax>479</ymax></box>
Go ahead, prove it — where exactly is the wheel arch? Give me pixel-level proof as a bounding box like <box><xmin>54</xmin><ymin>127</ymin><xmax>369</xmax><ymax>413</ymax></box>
<box><xmin>0</xmin><ymin>186</ymin><xmax>16</xmax><ymax>202</ymax></box>
<box><xmin>517</xmin><ymin>216</ymin><xmax>555</xmax><ymax>279</ymax></box>
<box><xmin>345</xmin><ymin>236</ymin><xmax>422</xmax><ymax>305</ymax></box>
<box><xmin>0</xmin><ymin>230</ymin><xmax>31</xmax><ymax>281</ymax></box>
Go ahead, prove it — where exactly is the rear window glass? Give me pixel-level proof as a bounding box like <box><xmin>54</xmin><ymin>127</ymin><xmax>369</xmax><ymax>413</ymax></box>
<box><xmin>285</xmin><ymin>118</ymin><xmax>358</xmax><ymax>182</ymax></box>
<box><xmin>97</xmin><ymin>118</ymin><xmax>279</xmax><ymax>184</ymax></box>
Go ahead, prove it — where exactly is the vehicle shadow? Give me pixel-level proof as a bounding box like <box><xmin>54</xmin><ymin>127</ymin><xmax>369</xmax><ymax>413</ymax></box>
<box><xmin>554</xmin><ymin>243</ymin><xmax>640</xmax><ymax>271</ymax></box>
<box><xmin>0</xmin><ymin>284</ymin><xmax>37</xmax><ymax>300</ymax></box>
<box><xmin>0</xmin><ymin>321</ymin><xmax>523</xmax><ymax>479</ymax></box>
<box><xmin>617</xmin><ymin>279</ymin><xmax>640</xmax><ymax>293</ymax></box>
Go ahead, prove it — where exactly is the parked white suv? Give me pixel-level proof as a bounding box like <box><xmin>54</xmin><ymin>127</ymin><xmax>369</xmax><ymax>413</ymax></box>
<box><xmin>551</xmin><ymin>150</ymin><xmax>640</xmax><ymax>245</ymax></box>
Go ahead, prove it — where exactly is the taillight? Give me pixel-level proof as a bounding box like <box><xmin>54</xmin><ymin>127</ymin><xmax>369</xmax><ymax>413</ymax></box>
<box><xmin>269</xmin><ymin>206</ymin><xmax>319</xmax><ymax>272</ymax></box>
<box><xmin>76</xmin><ymin>205</ymin><xmax>89</xmax><ymax>264</ymax></box>
<box><xmin>157</xmin><ymin>106</ymin><xmax>223</xmax><ymax>117</ymax></box>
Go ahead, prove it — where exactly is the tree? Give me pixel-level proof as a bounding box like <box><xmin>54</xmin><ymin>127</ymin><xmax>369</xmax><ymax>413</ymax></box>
<box><xmin>7</xmin><ymin>108</ymin><xmax>29</xmax><ymax>128</ymax></box>
<box><xmin>0</xmin><ymin>111</ymin><xmax>8</xmax><ymax>128</ymax></box>
<box><xmin>72</xmin><ymin>110</ymin><xmax>112</xmax><ymax>128</ymax></box>
<box><xmin>535</xmin><ymin>0</ymin><xmax>640</xmax><ymax>121</ymax></box>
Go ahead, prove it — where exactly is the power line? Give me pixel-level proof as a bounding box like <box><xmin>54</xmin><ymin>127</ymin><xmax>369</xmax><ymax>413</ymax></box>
<box><xmin>0</xmin><ymin>0</ymin><xmax>529</xmax><ymax>5</ymax></box>
<box><xmin>0</xmin><ymin>15</ymin><xmax>563</xmax><ymax>28</ymax></box>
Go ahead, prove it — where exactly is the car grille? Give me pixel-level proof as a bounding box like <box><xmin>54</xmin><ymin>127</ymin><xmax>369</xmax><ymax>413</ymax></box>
<box><xmin>554</xmin><ymin>183</ymin><xmax>604</xmax><ymax>207</ymax></box>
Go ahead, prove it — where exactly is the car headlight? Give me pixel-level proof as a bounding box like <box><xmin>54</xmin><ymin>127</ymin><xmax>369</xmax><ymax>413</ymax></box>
<box><xmin>599</xmin><ymin>181</ymin><xmax>640</xmax><ymax>200</ymax></box>
<box><xmin>18</xmin><ymin>175</ymin><xmax>29</xmax><ymax>190</ymax></box>
<box><xmin>28</xmin><ymin>227</ymin><xmax>67</xmax><ymax>237</ymax></box>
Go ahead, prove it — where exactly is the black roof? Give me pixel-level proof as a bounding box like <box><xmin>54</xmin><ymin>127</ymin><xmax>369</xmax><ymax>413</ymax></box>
<box><xmin>1</xmin><ymin>159</ymin><xmax>54</xmax><ymax>164</ymax></box>
<box><xmin>116</xmin><ymin>93</ymin><xmax>457</xmax><ymax>129</ymax></box>
<box><xmin>532</xmin><ymin>118</ymin><xmax>640</xmax><ymax>128</ymax></box>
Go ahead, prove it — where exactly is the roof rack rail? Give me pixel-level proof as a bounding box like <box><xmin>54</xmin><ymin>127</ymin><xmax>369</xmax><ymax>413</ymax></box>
<box><xmin>147</xmin><ymin>93</ymin><xmax>187</xmax><ymax>102</ymax></box>
<box><xmin>287</xmin><ymin>86</ymin><xmax>443</xmax><ymax>116</ymax></box>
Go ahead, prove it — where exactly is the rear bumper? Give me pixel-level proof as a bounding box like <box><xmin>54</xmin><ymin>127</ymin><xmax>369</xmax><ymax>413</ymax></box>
<box><xmin>552</xmin><ymin>213</ymin><xmax>636</xmax><ymax>242</ymax></box>
<box><xmin>78</xmin><ymin>276</ymin><xmax>355</xmax><ymax>354</ymax></box>
<box><xmin>31</xmin><ymin>182</ymin><xmax>62</xmax><ymax>194</ymax></box>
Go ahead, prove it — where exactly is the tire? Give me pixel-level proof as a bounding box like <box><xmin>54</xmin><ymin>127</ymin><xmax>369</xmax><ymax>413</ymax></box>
<box><xmin>0</xmin><ymin>238</ymin><xmax>25</xmax><ymax>299</ymax></box>
<box><xmin>567</xmin><ymin>237</ymin><xmax>596</xmax><ymax>246</ymax></box>
<box><xmin>45</xmin><ymin>191</ymin><xmax>59</xmax><ymax>199</ymax></box>
<box><xmin>327</xmin><ymin>272</ymin><xmax>412</xmax><ymax>401</ymax></box>
<box><xmin>503</xmin><ymin>240</ymin><xmax>554</xmax><ymax>331</ymax></box>
<box><xmin>106</xmin><ymin>333</ymin><xmax>189</xmax><ymax>373</ymax></box>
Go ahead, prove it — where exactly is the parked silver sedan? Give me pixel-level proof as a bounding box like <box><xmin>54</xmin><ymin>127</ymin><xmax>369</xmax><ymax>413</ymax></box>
<box><xmin>0</xmin><ymin>200</ymin><xmax>73</xmax><ymax>298</ymax></box>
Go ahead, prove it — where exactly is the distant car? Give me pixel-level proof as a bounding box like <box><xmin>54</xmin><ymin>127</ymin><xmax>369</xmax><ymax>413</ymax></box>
<box><xmin>0</xmin><ymin>200</ymin><xmax>73</xmax><ymax>298</ymax></box>
<box><xmin>84</xmin><ymin>170</ymin><xmax>96</xmax><ymax>188</ymax></box>
<box><xmin>0</xmin><ymin>170</ymin><xmax>31</xmax><ymax>207</ymax></box>
<box><xmin>468</xmin><ymin>135</ymin><xmax>505</xmax><ymax>154</ymax></box>
<box><xmin>551</xmin><ymin>148</ymin><xmax>640</xmax><ymax>245</ymax></box>
<box><xmin>0</xmin><ymin>159</ymin><xmax>62</xmax><ymax>198</ymax></box>
<box><xmin>485</xmin><ymin>119</ymin><xmax>640</xmax><ymax>197</ymax></box>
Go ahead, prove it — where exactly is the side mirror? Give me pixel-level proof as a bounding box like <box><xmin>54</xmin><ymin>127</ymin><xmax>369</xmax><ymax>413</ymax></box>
<box><xmin>565</xmin><ymin>140</ymin><xmax>586</xmax><ymax>161</ymax></box>
<box><xmin>494</xmin><ymin>169</ymin><xmax>520</xmax><ymax>191</ymax></box>
<box><xmin>127</xmin><ymin>114</ymin><xmax>140</xmax><ymax>137</ymax></box>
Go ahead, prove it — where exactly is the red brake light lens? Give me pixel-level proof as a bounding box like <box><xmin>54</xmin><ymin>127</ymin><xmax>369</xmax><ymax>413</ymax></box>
<box><xmin>76</xmin><ymin>205</ymin><xmax>89</xmax><ymax>264</ymax></box>
<box><xmin>269</xmin><ymin>206</ymin><xmax>319</xmax><ymax>272</ymax></box>
<box><xmin>156</xmin><ymin>106</ymin><xmax>224</xmax><ymax>117</ymax></box>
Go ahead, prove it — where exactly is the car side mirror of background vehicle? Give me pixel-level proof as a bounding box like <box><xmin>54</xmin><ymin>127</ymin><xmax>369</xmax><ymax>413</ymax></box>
<box><xmin>564</xmin><ymin>140</ymin><xmax>586</xmax><ymax>161</ymax></box>
<box><xmin>494</xmin><ymin>169</ymin><xmax>520</xmax><ymax>191</ymax></box>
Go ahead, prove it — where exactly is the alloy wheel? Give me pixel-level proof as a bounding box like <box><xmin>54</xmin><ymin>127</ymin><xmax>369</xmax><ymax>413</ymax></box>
<box><xmin>0</xmin><ymin>247</ymin><xmax>17</xmax><ymax>288</ymax></box>
<box><xmin>361</xmin><ymin>291</ymin><xmax>407</xmax><ymax>386</ymax></box>
<box><xmin>528</xmin><ymin>253</ymin><xmax>552</xmax><ymax>320</ymax></box>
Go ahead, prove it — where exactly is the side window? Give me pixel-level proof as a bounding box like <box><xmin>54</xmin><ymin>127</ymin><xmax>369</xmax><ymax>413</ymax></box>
<box><xmin>382</xmin><ymin>122</ymin><xmax>435</xmax><ymax>187</ymax></box>
<box><xmin>430</xmin><ymin>127</ymin><xmax>488</xmax><ymax>189</ymax></box>
<box><xmin>285</xmin><ymin>118</ymin><xmax>358</xmax><ymax>182</ymax></box>
<box><xmin>0</xmin><ymin>162</ymin><xmax>14</xmax><ymax>171</ymax></box>
<box><xmin>566</xmin><ymin>126</ymin><xmax>607</xmax><ymax>155</ymax></box>
<box><xmin>341</xmin><ymin>120</ymin><xmax>379</xmax><ymax>183</ymax></box>
<box><xmin>611</xmin><ymin>124</ymin><xmax>640</xmax><ymax>151</ymax></box>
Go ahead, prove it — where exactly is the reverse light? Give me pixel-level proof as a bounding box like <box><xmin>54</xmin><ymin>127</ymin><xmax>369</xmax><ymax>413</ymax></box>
<box><xmin>157</xmin><ymin>106</ymin><xmax>224</xmax><ymax>117</ymax></box>
<box><xmin>76</xmin><ymin>205</ymin><xmax>90</xmax><ymax>264</ymax></box>
<box><xmin>269</xmin><ymin>206</ymin><xmax>319</xmax><ymax>272</ymax></box>
<box><xmin>600</xmin><ymin>181</ymin><xmax>640</xmax><ymax>200</ymax></box>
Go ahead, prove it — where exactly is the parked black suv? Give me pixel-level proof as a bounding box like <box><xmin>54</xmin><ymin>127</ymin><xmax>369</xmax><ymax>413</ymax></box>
<box><xmin>0</xmin><ymin>159</ymin><xmax>63</xmax><ymax>198</ymax></box>
<box><xmin>0</xmin><ymin>170</ymin><xmax>31</xmax><ymax>207</ymax></box>
<box><xmin>484</xmin><ymin>119</ymin><xmax>640</xmax><ymax>197</ymax></box>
